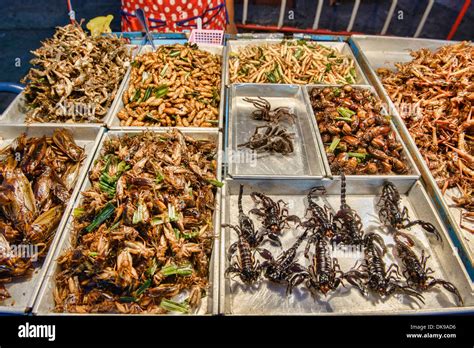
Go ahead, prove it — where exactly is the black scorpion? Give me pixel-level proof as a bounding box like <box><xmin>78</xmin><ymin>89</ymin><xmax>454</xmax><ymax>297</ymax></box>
<box><xmin>222</xmin><ymin>184</ymin><xmax>265</xmax><ymax>249</ymax></box>
<box><xmin>249</xmin><ymin>192</ymin><xmax>300</xmax><ymax>247</ymax></box>
<box><xmin>288</xmin><ymin>233</ymin><xmax>344</xmax><ymax>296</ymax></box>
<box><xmin>377</xmin><ymin>182</ymin><xmax>441</xmax><ymax>241</ymax></box>
<box><xmin>259</xmin><ymin>230</ymin><xmax>308</xmax><ymax>291</ymax></box>
<box><xmin>395</xmin><ymin>234</ymin><xmax>463</xmax><ymax>306</ymax></box>
<box><xmin>332</xmin><ymin>173</ymin><xmax>365</xmax><ymax>246</ymax></box>
<box><xmin>345</xmin><ymin>233</ymin><xmax>425</xmax><ymax>303</ymax></box>
<box><xmin>226</xmin><ymin>235</ymin><xmax>262</xmax><ymax>285</ymax></box>
<box><xmin>301</xmin><ymin>186</ymin><xmax>337</xmax><ymax>239</ymax></box>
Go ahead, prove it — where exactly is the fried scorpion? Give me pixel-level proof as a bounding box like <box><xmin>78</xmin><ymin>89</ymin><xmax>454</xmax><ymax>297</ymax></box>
<box><xmin>250</xmin><ymin>192</ymin><xmax>300</xmax><ymax>247</ymax></box>
<box><xmin>332</xmin><ymin>173</ymin><xmax>365</xmax><ymax>246</ymax></box>
<box><xmin>289</xmin><ymin>233</ymin><xmax>344</xmax><ymax>297</ymax></box>
<box><xmin>377</xmin><ymin>182</ymin><xmax>441</xmax><ymax>241</ymax></box>
<box><xmin>223</xmin><ymin>185</ymin><xmax>266</xmax><ymax>249</ymax></box>
<box><xmin>395</xmin><ymin>235</ymin><xmax>463</xmax><ymax>306</ymax></box>
<box><xmin>301</xmin><ymin>186</ymin><xmax>337</xmax><ymax>239</ymax></box>
<box><xmin>226</xmin><ymin>236</ymin><xmax>262</xmax><ymax>285</ymax></box>
<box><xmin>259</xmin><ymin>229</ymin><xmax>308</xmax><ymax>291</ymax></box>
<box><xmin>345</xmin><ymin>233</ymin><xmax>425</xmax><ymax>303</ymax></box>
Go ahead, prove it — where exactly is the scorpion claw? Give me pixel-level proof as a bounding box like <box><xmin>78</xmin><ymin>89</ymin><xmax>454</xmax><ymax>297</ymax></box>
<box><xmin>429</xmin><ymin>280</ymin><xmax>464</xmax><ymax>306</ymax></box>
<box><xmin>420</xmin><ymin>222</ymin><xmax>442</xmax><ymax>242</ymax></box>
<box><xmin>403</xmin><ymin>220</ymin><xmax>442</xmax><ymax>242</ymax></box>
<box><xmin>267</xmin><ymin>233</ymin><xmax>282</xmax><ymax>248</ymax></box>
<box><xmin>344</xmin><ymin>272</ymin><xmax>367</xmax><ymax>296</ymax></box>
<box><xmin>257</xmin><ymin>248</ymin><xmax>273</xmax><ymax>260</ymax></box>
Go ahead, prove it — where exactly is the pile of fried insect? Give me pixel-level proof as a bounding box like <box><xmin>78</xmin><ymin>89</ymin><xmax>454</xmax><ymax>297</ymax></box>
<box><xmin>223</xmin><ymin>174</ymin><xmax>463</xmax><ymax>306</ymax></box>
<box><xmin>238</xmin><ymin>97</ymin><xmax>297</xmax><ymax>155</ymax></box>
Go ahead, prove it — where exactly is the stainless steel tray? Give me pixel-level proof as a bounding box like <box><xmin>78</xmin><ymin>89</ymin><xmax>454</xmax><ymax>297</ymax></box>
<box><xmin>0</xmin><ymin>44</ymin><xmax>140</xmax><ymax>126</ymax></box>
<box><xmin>219</xmin><ymin>178</ymin><xmax>474</xmax><ymax>315</ymax></box>
<box><xmin>350</xmin><ymin>35</ymin><xmax>474</xmax><ymax>270</ymax></box>
<box><xmin>225</xmin><ymin>39</ymin><xmax>369</xmax><ymax>86</ymax></box>
<box><xmin>303</xmin><ymin>84</ymin><xmax>421</xmax><ymax>184</ymax></box>
<box><xmin>0</xmin><ymin>125</ymin><xmax>104</xmax><ymax>314</ymax></box>
<box><xmin>106</xmin><ymin>43</ymin><xmax>226</xmax><ymax>131</ymax></box>
<box><xmin>33</xmin><ymin>128</ymin><xmax>222</xmax><ymax>315</ymax></box>
<box><xmin>226</xmin><ymin>84</ymin><xmax>327</xmax><ymax>179</ymax></box>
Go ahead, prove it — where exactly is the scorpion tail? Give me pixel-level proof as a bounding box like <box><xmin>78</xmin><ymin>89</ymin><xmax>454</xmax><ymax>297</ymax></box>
<box><xmin>294</xmin><ymin>229</ymin><xmax>309</xmax><ymax>249</ymax></box>
<box><xmin>340</xmin><ymin>172</ymin><xmax>347</xmax><ymax>209</ymax></box>
<box><xmin>238</xmin><ymin>184</ymin><xmax>244</xmax><ymax>214</ymax></box>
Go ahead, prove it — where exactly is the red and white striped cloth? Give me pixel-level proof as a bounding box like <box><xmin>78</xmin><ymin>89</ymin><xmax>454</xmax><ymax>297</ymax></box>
<box><xmin>121</xmin><ymin>0</ymin><xmax>228</xmax><ymax>32</ymax></box>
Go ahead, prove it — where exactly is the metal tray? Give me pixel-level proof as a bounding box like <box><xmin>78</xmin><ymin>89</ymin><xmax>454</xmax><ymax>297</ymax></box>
<box><xmin>33</xmin><ymin>128</ymin><xmax>222</xmax><ymax>315</ymax></box>
<box><xmin>225</xmin><ymin>39</ymin><xmax>369</xmax><ymax>86</ymax></box>
<box><xmin>226</xmin><ymin>84</ymin><xmax>326</xmax><ymax>179</ymax></box>
<box><xmin>106</xmin><ymin>43</ymin><xmax>226</xmax><ymax>131</ymax></box>
<box><xmin>0</xmin><ymin>125</ymin><xmax>104</xmax><ymax>314</ymax></box>
<box><xmin>219</xmin><ymin>178</ymin><xmax>474</xmax><ymax>315</ymax></box>
<box><xmin>350</xmin><ymin>35</ymin><xmax>474</xmax><ymax>271</ymax></box>
<box><xmin>303</xmin><ymin>84</ymin><xmax>421</xmax><ymax>183</ymax></box>
<box><xmin>0</xmin><ymin>44</ymin><xmax>140</xmax><ymax>126</ymax></box>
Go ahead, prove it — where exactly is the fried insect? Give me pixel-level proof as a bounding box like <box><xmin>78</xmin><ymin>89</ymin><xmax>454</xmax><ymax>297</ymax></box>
<box><xmin>238</xmin><ymin>125</ymin><xmax>294</xmax><ymax>155</ymax></box>
<box><xmin>229</xmin><ymin>40</ymin><xmax>357</xmax><ymax>84</ymax></box>
<box><xmin>378</xmin><ymin>42</ymin><xmax>474</xmax><ymax>232</ymax></box>
<box><xmin>223</xmin><ymin>185</ymin><xmax>265</xmax><ymax>249</ymax></box>
<box><xmin>117</xmin><ymin>43</ymin><xmax>221</xmax><ymax>127</ymax></box>
<box><xmin>345</xmin><ymin>233</ymin><xmax>425</xmax><ymax>303</ymax></box>
<box><xmin>250</xmin><ymin>192</ymin><xmax>300</xmax><ymax>247</ymax></box>
<box><xmin>22</xmin><ymin>23</ymin><xmax>130</xmax><ymax>123</ymax></box>
<box><xmin>259</xmin><ymin>230</ymin><xmax>307</xmax><ymax>289</ymax></box>
<box><xmin>226</xmin><ymin>236</ymin><xmax>262</xmax><ymax>285</ymax></box>
<box><xmin>289</xmin><ymin>234</ymin><xmax>344</xmax><ymax>296</ymax></box>
<box><xmin>0</xmin><ymin>129</ymin><xmax>84</xmax><ymax>300</ymax></box>
<box><xmin>54</xmin><ymin>130</ymin><xmax>218</xmax><ymax>314</ymax></box>
<box><xmin>310</xmin><ymin>85</ymin><xmax>408</xmax><ymax>175</ymax></box>
<box><xmin>332</xmin><ymin>173</ymin><xmax>365</xmax><ymax>246</ymax></box>
<box><xmin>301</xmin><ymin>186</ymin><xmax>337</xmax><ymax>239</ymax></box>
